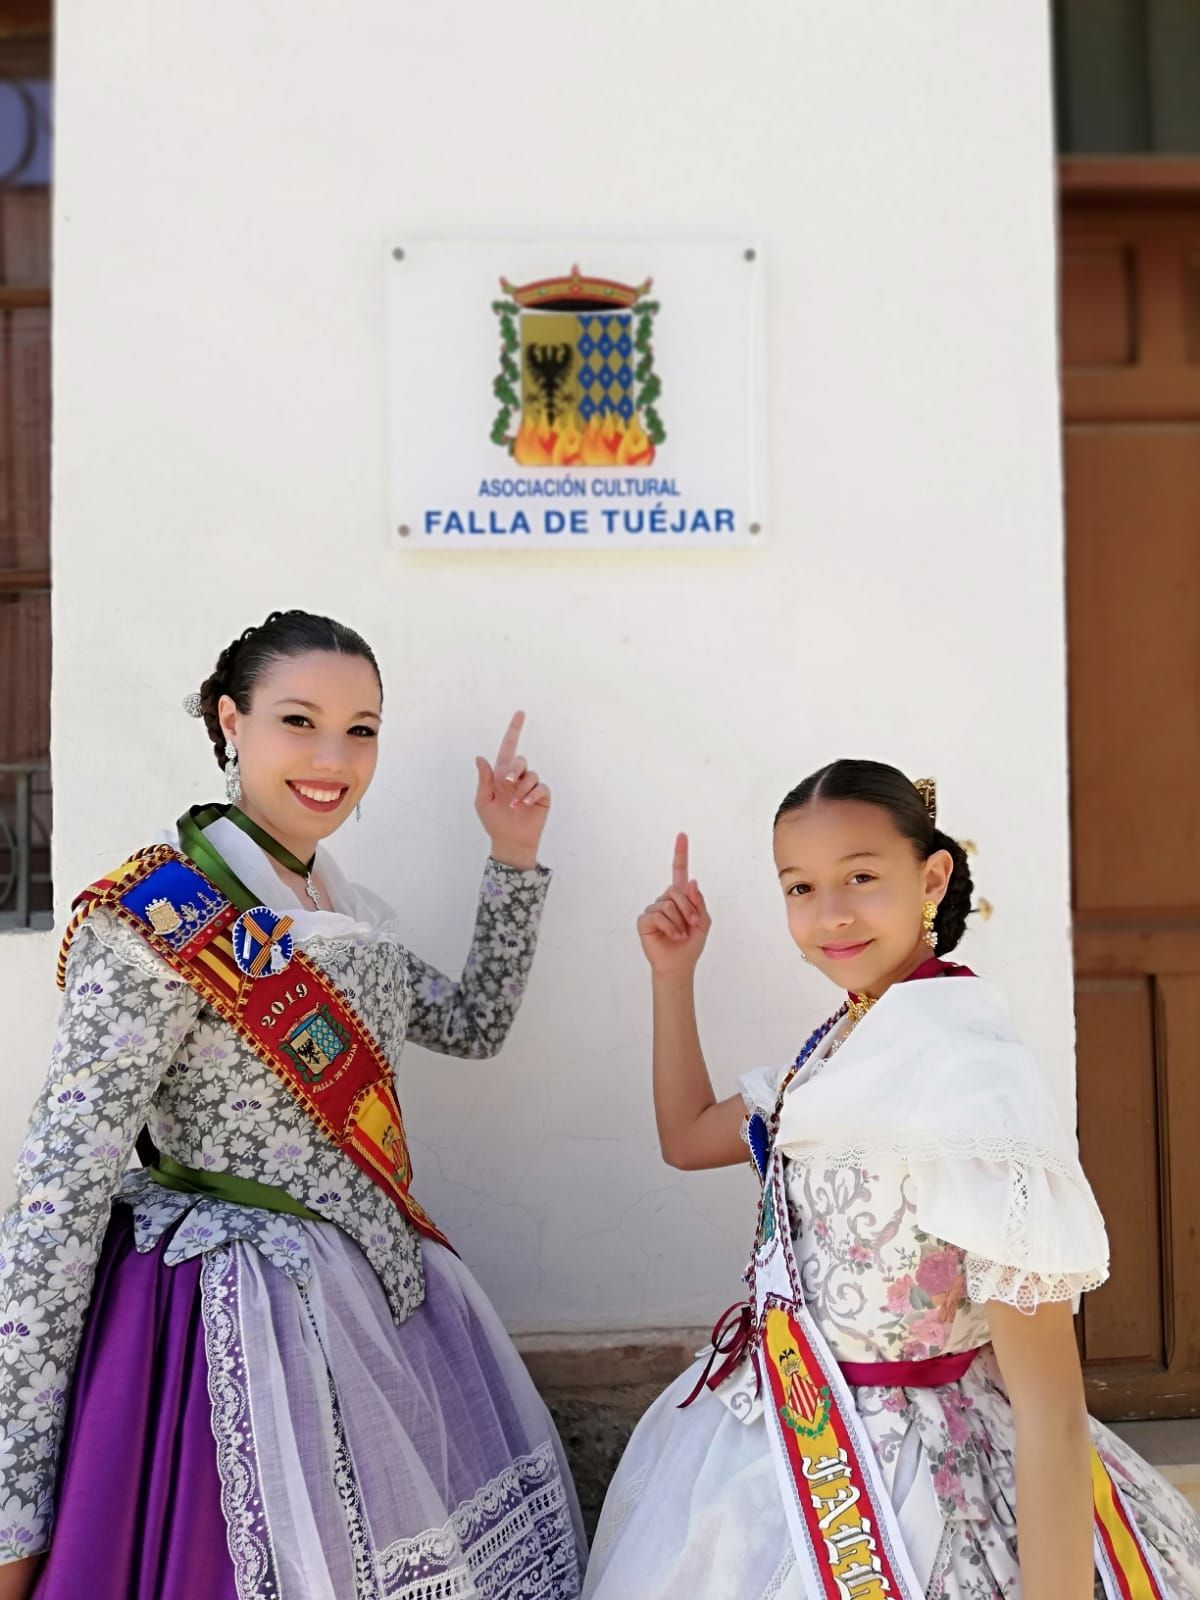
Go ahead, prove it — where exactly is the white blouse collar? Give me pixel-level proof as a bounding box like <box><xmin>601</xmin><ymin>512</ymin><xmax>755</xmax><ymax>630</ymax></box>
<box><xmin>153</xmin><ymin>815</ymin><xmax>399</xmax><ymax>944</ymax></box>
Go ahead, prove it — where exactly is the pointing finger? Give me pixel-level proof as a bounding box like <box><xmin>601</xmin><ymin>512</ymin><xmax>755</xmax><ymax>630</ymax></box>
<box><xmin>495</xmin><ymin>710</ymin><xmax>526</xmax><ymax>773</ymax></box>
<box><xmin>672</xmin><ymin>832</ymin><xmax>689</xmax><ymax>892</ymax></box>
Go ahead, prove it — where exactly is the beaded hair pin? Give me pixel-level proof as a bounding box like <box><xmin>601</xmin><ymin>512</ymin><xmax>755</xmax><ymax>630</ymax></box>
<box><xmin>913</xmin><ymin>777</ymin><xmax>937</xmax><ymax>824</ymax></box>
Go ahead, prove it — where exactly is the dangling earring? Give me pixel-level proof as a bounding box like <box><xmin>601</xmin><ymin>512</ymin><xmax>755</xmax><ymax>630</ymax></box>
<box><xmin>922</xmin><ymin>900</ymin><xmax>938</xmax><ymax>950</ymax></box>
<box><xmin>224</xmin><ymin>741</ymin><xmax>242</xmax><ymax>803</ymax></box>
<box><xmin>355</xmin><ymin>800</ymin><xmax>362</xmax><ymax>822</ymax></box>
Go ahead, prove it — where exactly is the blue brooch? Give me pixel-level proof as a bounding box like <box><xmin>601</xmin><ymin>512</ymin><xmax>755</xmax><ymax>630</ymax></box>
<box><xmin>231</xmin><ymin>907</ymin><xmax>295</xmax><ymax>979</ymax></box>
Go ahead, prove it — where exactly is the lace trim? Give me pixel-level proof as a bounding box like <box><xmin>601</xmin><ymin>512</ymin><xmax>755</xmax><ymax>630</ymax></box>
<box><xmin>302</xmin><ymin>1286</ymin><xmax>381</xmax><ymax>1600</ymax></box>
<box><xmin>83</xmin><ymin>907</ymin><xmax>178</xmax><ymax>980</ymax></box>
<box><xmin>782</xmin><ymin>1133</ymin><xmax>1080</xmax><ymax>1180</ymax></box>
<box><xmin>762</xmin><ymin>1549</ymin><xmax>796</xmax><ymax>1599</ymax></box>
<box><xmin>377</xmin><ymin>1440</ymin><xmax>579</xmax><ymax>1600</ymax></box>
<box><xmin>201</xmin><ymin>1246</ymin><xmax>281</xmax><ymax>1600</ymax></box>
<box><xmin>965</xmin><ymin>1253</ymin><xmax>1108</xmax><ymax>1313</ymax></box>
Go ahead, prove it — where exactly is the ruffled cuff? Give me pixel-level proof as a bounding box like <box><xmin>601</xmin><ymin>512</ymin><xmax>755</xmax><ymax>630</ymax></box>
<box><xmin>910</xmin><ymin>1154</ymin><xmax>1110</xmax><ymax>1313</ymax></box>
<box><xmin>964</xmin><ymin>1255</ymin><xmax>1107</xmax><ymax>1313</ymax></box>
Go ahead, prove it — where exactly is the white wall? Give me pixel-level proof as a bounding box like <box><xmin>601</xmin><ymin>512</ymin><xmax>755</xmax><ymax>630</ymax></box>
<box><xmin>1</xmin><ymin>0</ymin><xmax>1068</xmax><ymax>1333</ymax></box>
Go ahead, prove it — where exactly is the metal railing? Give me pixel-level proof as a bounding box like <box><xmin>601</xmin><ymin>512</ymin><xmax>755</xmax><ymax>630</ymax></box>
<box><xmin>0</xmin><ymin>760</ymin><xmax>52</xmax><ymax>929</ymax></box>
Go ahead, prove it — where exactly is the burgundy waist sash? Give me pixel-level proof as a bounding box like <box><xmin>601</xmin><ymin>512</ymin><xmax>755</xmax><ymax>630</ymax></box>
<box><xmin>839</xmin><ymin>1346</ymin><xmax>981</xmax><ymax>1388</ymax></box>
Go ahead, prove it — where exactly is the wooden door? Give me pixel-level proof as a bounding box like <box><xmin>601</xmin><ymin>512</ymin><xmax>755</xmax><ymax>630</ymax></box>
<box><xmin>1063</xmin><ymin>164</ymin><xmax>1200</xmax><ymax>1420</ymax></box>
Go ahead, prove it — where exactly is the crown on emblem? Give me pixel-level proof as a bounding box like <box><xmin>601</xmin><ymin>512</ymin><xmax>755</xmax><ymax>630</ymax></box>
<box><xmin>779</xmin><ymin>1346</ymin><xmax>802</xmax><ymax>1380</ymax></box>
<box><xmin>499</xmin><ymin>263</ymin><xmax>653</xmax><ymax>312</ymax></box>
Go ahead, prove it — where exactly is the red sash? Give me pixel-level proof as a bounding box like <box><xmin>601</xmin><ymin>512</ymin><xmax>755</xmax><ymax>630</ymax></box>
<box><xmin>58</xmin><ymin>845</ymin><xmax>452</xmax><ymax>1253</ymax></box>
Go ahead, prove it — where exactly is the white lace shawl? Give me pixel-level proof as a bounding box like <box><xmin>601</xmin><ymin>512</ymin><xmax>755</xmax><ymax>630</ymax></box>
<box><xmin>745</xmin><ymin>978</ymin><xmax>1110</xmax><ymax>1311</ymax></box>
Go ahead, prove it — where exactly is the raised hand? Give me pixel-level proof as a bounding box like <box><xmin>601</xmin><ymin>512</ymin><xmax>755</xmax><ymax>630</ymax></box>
<box><xmin>637</xmin><ymin>833</ymin><xmax>711</xmax><ymax>976</ymax></box>
<box><xmin>474</xmin><ymin>711</ymin><xmax>550</xmax><ymax>870</ymax></box>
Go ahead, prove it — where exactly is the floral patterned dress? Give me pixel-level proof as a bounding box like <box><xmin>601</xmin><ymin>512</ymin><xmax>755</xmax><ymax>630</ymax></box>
<box><xmin>0</xmin><ymin>816</ymin><xmax>585</xmax><ymax>1600</ymax></box>
<box><xmin>584</xmin><ymin>979</ymin><xmax>1200</xmax><ymax>1600</ymax></box>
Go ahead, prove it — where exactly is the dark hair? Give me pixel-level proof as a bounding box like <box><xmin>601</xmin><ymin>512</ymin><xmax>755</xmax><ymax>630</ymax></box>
<box><xmin>197</xmin><ymin>609</ymin><xmax>382</xmax><ymax>768</ymax></box>
<box><xmin>774</xmin><ymin>759</ymin><xmax>975</xmax><ymax>955</ymax></box>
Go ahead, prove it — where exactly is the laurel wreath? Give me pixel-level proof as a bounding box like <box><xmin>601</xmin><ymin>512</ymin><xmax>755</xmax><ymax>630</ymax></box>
<box><xmin>490</xmin><ymin>300</ymin><xmax>523</xmax><ymax>448</ymax></box>
<box><xmin>633</xmin><ymin>301</ymin><xmax>666</xmax><ymax>445</ymax></box>
<box><xmin>781</xmin><ymin>1390</ymin><xmax>832</xmax><ymax>1439</ymax></box>
<box><xmin>490</xmin><ymin>297</ymin><xmax>667</xmax><ymax>452</ymax></box>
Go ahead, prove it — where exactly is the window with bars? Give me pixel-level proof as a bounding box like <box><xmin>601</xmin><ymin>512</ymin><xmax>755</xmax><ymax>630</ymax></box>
<box><xmin>0</xmin><ymin>15</ymin><xmax>51</xmax><ymax>929</ymax></box>
<box><xmin>1054</xmin><ymin>0</ymin><xmax>1200</xmax><ymax>154</ymax></box>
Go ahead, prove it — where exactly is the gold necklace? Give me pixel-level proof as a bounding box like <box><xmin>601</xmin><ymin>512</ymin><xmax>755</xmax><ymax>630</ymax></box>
<box><xmin>826</xmin><ymin>992</ymin><xmax>877</xmax><ymax>1058</ymax></box>
<box><xmin>846</xmin><ymin>992</ymin><xmax>876</xmax><ymax>1025</ymax></box>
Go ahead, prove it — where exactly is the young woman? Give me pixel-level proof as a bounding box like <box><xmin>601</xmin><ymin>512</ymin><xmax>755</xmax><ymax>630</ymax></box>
<box><xmin>584</xmin><ymin>760</ymin><xmax>1200</xmax><ymax>1599</ymax></box>
<box><xmin>0</xmin><ymin>609</ymin><xmax>585</xmax><ymax>1600</ymax></box>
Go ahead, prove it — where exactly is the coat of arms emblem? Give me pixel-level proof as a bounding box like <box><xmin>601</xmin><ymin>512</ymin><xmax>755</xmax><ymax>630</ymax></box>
<box><xmin>282</xmin><ymin>1005</ymin><xmax>350</xmax><ymax>1083</ymax></box>
<box><xmin>772</xmin><ymin>1331</ymin><xmax>832</xmax><ymax>1438</ymax></box>
<box><xmin>491</xmin><ymin>264</ymin><xmax>665</xmax><ymax>467</ymax></box>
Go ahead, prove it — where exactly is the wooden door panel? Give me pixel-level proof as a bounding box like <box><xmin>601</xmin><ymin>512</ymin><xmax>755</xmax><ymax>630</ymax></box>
<box><xmin>1064</xmin><ymin>181</ymin><xmax>1200</xmax><ymax>1419</ymax></box>
<box><xmin>1065</xmin><ymin>427</ymin><xmax>1200</xmax><ymax>915</ymax></box>
<box><xmin>1061</xmin><ymin>207</ymin><xmax>1200</xmax><ymax>421</ymax></box>
<box><xmin>1076</xmin><ymin>977</ymin><xmax>1163</xmax><ymax>1368</ymax></box>
<box><xmin>1160</xmin><ymin>974</ymin><xmax>1200</xmax><ymax>1380</ymax></box>
<box><xmin>1061</xmin><ymin>243</ymin><xmax>1136</xmax><ymax>367</ymax></box>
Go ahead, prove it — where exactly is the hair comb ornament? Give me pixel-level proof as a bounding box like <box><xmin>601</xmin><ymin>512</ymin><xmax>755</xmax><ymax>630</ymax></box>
<box><xmin>913</xmin><ymin>777</ymin><xmax>937</xmax><ymax>824</ymax></box>
<box><xmin>182</xmin><ymin>692</ymin><xmax>204</xmax><ymax>718</ymax></box>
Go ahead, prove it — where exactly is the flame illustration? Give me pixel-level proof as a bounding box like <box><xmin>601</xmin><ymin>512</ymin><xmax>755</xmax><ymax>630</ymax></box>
<box><xmin>617</xmin><ymin>416</ymin><xmax>653</xmax><ymax>467</ymax></box>
<box><xmin>552</xmin><ymin>415</ymin><xmax>583</xmax><ymax>467</ymax></box>
<box><xmin>513</xmin><ymin>408</ymin><xmax>655</xmax><ymax>468</ymax></box>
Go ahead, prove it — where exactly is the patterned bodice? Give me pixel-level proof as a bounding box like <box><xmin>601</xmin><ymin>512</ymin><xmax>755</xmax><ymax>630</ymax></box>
<box><xmin>785</xmin><ymin>1158</ymin><xmax>991</xmax><ymax>1364</ymax></box>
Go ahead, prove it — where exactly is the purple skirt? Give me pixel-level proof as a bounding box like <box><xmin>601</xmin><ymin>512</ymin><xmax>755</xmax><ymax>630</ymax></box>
<box><xmin>33</xmin><ymin>1205</ymin><xmax>584</xmax><ymax>1599</ymax></box>
<box><xmin>33</xmin><ymin>1207</ymin><xmax>235</xmax><ymax>1599</ymax></box>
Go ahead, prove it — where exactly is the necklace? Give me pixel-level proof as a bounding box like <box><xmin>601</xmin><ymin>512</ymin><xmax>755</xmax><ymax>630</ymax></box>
<box><xmin>827</xmin><ymin>990</ymin><xmax>877</xmax><ymax>1056</ymax></box>
<box><xmin>846</xmin><ymin>990</ymin><xmax>876</xmax><ymax>1025</ymax></box>
<box><xmin>226</xmin><ymin>805</ymin><xmax>323</xmax><ymax>910</ymax></box>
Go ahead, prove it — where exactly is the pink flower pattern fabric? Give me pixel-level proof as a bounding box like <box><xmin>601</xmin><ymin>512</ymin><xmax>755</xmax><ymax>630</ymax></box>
<box><xmin>784</xmin><ymin>1157</ymin><xmax>1200</xmax><ymax>1596</ymax></box>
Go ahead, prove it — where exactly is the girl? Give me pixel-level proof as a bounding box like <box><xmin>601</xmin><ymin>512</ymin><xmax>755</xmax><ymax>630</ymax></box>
<box><xmin>0</xmin><ymin>609</ymin><xmax>585</xmax><ymax>1600</ymax></box>
<box><xmin>585</xmin><ymin>760</ymin><xmax>1200</xmax><ymax>1599</ymax></box>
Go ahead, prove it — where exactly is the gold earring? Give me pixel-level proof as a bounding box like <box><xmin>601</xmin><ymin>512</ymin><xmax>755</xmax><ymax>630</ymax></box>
<box><xmin>922</xmin><ymin>901</ymin><xmax>938</xmax><ymax>950</ymax></box>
